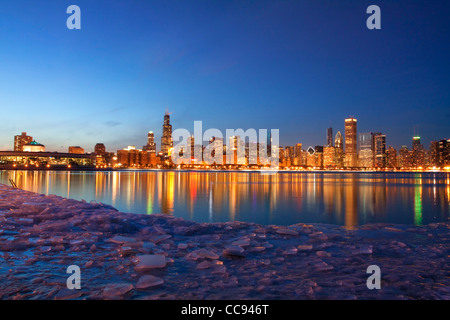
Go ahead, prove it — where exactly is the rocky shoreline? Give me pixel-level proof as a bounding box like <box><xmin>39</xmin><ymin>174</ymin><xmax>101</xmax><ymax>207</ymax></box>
<box><xmin>0</xmin><ymin>183</ymin><xmax>448</xmax><ymax>300</ymax></box>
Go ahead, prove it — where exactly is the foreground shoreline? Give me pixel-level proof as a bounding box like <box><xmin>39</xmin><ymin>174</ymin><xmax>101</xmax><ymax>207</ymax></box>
<box><xmin>0</xmin><ymin>184</ymin><xmax>448</xmax><ymax>300</ymax></box>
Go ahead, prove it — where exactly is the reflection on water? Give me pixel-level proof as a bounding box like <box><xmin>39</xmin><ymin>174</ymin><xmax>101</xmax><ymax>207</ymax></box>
<box><xmin>1</xmin><ymin>170</ymin><xmax>449</xmax><ymax>227</ymax></box>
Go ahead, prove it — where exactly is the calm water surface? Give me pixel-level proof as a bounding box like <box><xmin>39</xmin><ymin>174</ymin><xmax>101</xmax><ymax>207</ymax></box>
<box><xmin>1</xmin><ymin>170</ymin><xmax>449</xmax><ymax>227</ymax></box>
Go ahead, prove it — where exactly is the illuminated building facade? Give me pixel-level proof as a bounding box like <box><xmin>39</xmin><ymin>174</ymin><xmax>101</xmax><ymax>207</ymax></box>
<box><xmin>429</xmin><ymin>141</ymin><xmax>440</xmax><ymax>167</ymax></box>
<box><xmin>334</xmin><ymin>131</ymin><xmax>344</xmax><ymax>167</ymax></box>
<box><xmin>411</xmin><ymin>136</ymin><xmax>425</xmax><ymax>167</ymax></box>
<box><xmin>358</xmin><ymin>132</ymin><xmax>373</xmax><ymax>168</ymax></box>
<box><xmin>315</xmin><ymin>146</ymin><xmax>324</xmax><ymax>168</ymax></box>
<box><xmin>23</xmin><ymin>140</ymin><xmax>45</xmax><ymax>152</ymax></box>
<box><xmin>438</xmin><ymin>139</ymin><xmax>450</xmax><ymax>166</ymax></box>
<box><xmin>68</xmin><ymin>146</ymin><xmax>85</xmax><ymax>154</ymax></box>
<box><xmin>374</xmin><ymin>134</ymin><xmax>386</xmax><ymax>168</ymax></box>
<box><xmin>398</xmin><ymin>146</ymin><xmax>412</xmax><ymax>168</ymax></box>
<box><xmin>14</xmin><ymin>132</ymin><xmax>33</xmax><ymax>151</ymax></box>
<box><xmin>386</xmin><ymin>146</ymin><xmax>397</xmax><ymax>168</ymax></box>
<box><xmin>161</xmin><ymin>112</ymin><xmax>173</xmax><ymax>156</ymax></box>
<box><xmin>143</xmin><ymin>131</ymin><xmax>157</xmax><ymax>154</ymax></box>
<box><xmin>0</xmin><ymin>151</ymin><xmax>94</xmax><ymax>166</ymax></box>
<box><xmin>326</xmin><ymin>127</ymin><xmax>333</xmax><ymax>147</ymax></box>
<box><xmin>344</xmin><ymin>117</ymin><xmax>357</xmax><ymax>168</ymax></box>
<box><xmin>294</xmin><ymin>143</ymin><xmax>302</xmax><ymax>166</ymax></box>
<box><xmin>323</xmin><ymin>146</ymin><xmax>336</xmax><ymax>168</ymax></box>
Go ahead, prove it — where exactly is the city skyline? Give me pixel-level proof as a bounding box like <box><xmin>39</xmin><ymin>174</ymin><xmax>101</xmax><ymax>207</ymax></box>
<box><xmin>4</xmin><ymin>112</ymin><xmax>449</xmax><ymax>170</ymax></box>
<box><xmin>5</xmin><ymin>112</ymin><xmax>448</xmax><ymax>155</ymax></box>
<box><xmin>0</xmin><ymin>1</ymin><xmax>449</xmax><ymax>152</ymax></box>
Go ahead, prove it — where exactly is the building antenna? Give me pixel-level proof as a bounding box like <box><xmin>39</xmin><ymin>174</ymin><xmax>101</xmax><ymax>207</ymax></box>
<box><xmin>165</xmin><ymin>106</ymin><xmax>172</xmax><ymax>116</ymax></box>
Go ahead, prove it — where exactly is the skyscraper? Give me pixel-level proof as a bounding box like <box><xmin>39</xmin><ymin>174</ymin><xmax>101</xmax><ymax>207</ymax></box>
<box><xmin>411</xmin><ymin>136</ymin><xmax>425</xmax><ymax>167</ymax></box>
<box><xmin>334</xmin><ymin>131</ymin><xmax>344</xmax><ymax>167</ymax></box>
<box><xmin>398</xmin><ymin>145</ymin><xmax>411</xmax><ymax>168</ymax></box>
<box><xmin>344</xmin><ymin>117</ymin><xmax>357</xmax><ymax>167</ymax></box>
<box><xmin>412</xmin><ymin>136</ymin><xmax>422</xmax><ymax>150</ymax></box>
<box><xmin>429</xmin><ymin>141</ymin><xmax>440</xmax><ymax>167</ymax></box>
<box><xmin>14</xmin><ymin>132</ymin><xmax>33</xmax><ymax>151</ymax></box>
<box><xmin>374</xmin><ymin>134</ymin><xmax>386</xmax><ymax>168</ymax></box>
<box><xmin>267</xmin><ymin>131</ymin><xmax>272</xmax><ymax>157</ymax></box>
<box><xmin>161</xmin><ymin>111</ymin><xmax>173</xmax><ymax>156</ymax></box>
<box><xmin>326</xmin><ymin>127</ymin><xmax>333</xmax><ymax>147</ymax></box>
<box><xmin>143</xmin><ymin>131</ymin><xmax>157</xmax><ymax>154</ymax></box>
<box><xmin>358</xmin><ymin>132</ymin><xmax>373</xmax><ymax>168</ymax></box>
<box><xmin>438</xmin><ymin>139</ymin><xmax>450</xmax><ymax>166</ymax></box>
<box><xmin>294</xmin><ymin>143</ymin><xmax>302</xmax><ymax>165</ymax></box>
<box><xmin>386</xmin><ymin>146</ymin><xmax>397</xmax><ymax>168</ymax></box>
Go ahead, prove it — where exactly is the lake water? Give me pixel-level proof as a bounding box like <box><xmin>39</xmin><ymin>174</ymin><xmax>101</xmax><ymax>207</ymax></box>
<box><xmin>1</xmin><ymin>170</ymin><xmax>449</xmax><ymax>227</ymax></box>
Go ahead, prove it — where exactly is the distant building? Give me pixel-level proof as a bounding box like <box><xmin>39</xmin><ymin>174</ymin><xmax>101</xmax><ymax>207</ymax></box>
<box><xmin>358</xmin><ymin>132</ymin><xmax>373</xmax><ymax>168</ymax></box>
<box><xmin>94</xmin><ymin>143</ymin><xmax>106</xmax><ymax>155</ymax></box>
<box><xmin>438</xmin><ymin>139</ymin><xmax>450</xmax><ymax>166</ymax></box>
<box><xmin>161</xmin><ymin>111</ymin><xmax>173</xmax><ymax>156</ymax></box>
<box><xmin>23</xmin><ymin>140</ymin><xmax>45</xmax><ymax>152</ymax></box>
<box><xmin>314</xmin><ymin>146</ymin><xmax>324</xmax><ymax>168</ymax></box>
<box><xmin>68</xmin><ymin>146</ymin><xmax>85</xmax><ymax>154</ymax></box>
<box><xmin>14</xmin><ymin>132</ymin><xmax>33</xmax><ymax>151</ymax></box>
<box><xmin>294</xmin><ymin>143</ymin><xmax>303</xmax><ymax>166</ymax></box>
<box><xmin>386</xmin><ymin>146</ymin><xmax>397</xmax><ymax>168</ymax></box>
<box><xmin>412</xmin><ymin>136</ymin><xmax>423</xmax><ymax>151</ymax></box>
<box><xmin>429</xmin><ymin>141</ymin><xmax>440</xmax><ymax>167</ymax></box>
<box><xmin>228</xmin><ymin>136</ymin><xmax>246</xmax><ymax>165</ymax></box>
<box><xmin>398</xmin><ymin>146</ymin><xmax>412</xmax><ymax>168</ymax></box>
<box><xmin>143</xmin><ymin>131</ymin><xmax>157</xmax><ymax>154</ymax></box>
<box><xmin>94</xmin><ymin>143</ymin><xmax>107</xmax><ymax>166</ymax></box>
<box><xmin>374</xmin><ymin>134</ymin><xmax>386</xmax><ymax>168</ymax></box>
<box><xmin>334</xmin><ymin>131</ymin><xmax>344</xmax><ymax>167</ymax></box>
<box><xmin>117</xmin><ymin>146</ymin><xmax>141</xmax><ymax>167</ymax></box>
<box><xmin>279</xmin><ymin>147</ymin><xmax>285</xmax><ymax>166</ymax></box>
<box><xmin>411</xmin><ymin>136</ymin><xmax>425</xmax><ymax>167</ymax></box>
<box><xmin>267</xmin><ymin>131</ymin><xmax>272</xmax><ymax>157</ymax></box>
<box><xmin>326</xmin><ymin>127</ymin><xmax>333</xmax><ymax>147</ymax></box>
<box><xmin>323</xmin><ymin>146</ymin><xmax>336</xmax><ymax>168</ymax></box>
<box><xmin>344</xmin><ymin>117</ymin><xmax>357</xmax><ymax>167</ymax></box>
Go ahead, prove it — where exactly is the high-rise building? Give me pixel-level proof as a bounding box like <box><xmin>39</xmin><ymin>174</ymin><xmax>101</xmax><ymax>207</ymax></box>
<box><xmin>429</xmin><ymin>141</ymin><xmax>440</xmax><ymax>167</ymax></box>
<box><xmin>386</xmin><ymin>146</ymin><xmax>397</xmax><ymax>168</ymax></box>
<box><xmin>374</xmin><ymin>134</ymin><xmax>386</xmax><ymax>168</ymax></box>
<box><xmin>326</xmin><ymin>127</ymin><xmax>333</xmax><ymax>147</ymax></box>
<box><xmin>143</xmin><ymin>131</ymin><xmax>157</xmax><ymax>154</ymax></box>
<box><xmin>313</xmin><ymin>146</ymin><xmax>323</xmax><ymax>168</ymax></box>
<box><xmin>358</xmin><ymin>132</ymin><xmax>373</xmax><ymax>168</ymax></box>
<box><xmin>228</xmin><ymin>135</ymin><xmax>245</xmax><ymax>165</ymax></box>
<box><xmin>267</xmin><ymin>131</ymin><xmax>272</xmax><ymax>157</ymax></box>
<box><xmin>344</xmin><ymin>117</ymin><xmax>357</xmax><ymax>167</ymax></box>
<box><xmin>411</xmin><ymin>136</ymin><xmax>425</xmax><ymax>168</ymax></box>
<box><xmin>294</xmin><ymin>143</ymin><xmax>302</xmax><ymax>166</ymax></box>
<box><xmin>438</xmin><ymin>139</ymin><xmax>450</xmax><ymax>166</ymax></box>
<box><xmin>161</xmin><ymin>111</ymin><xmax>173</xmax><ymax>156</ymax></box>
<box><xmin>14</xmin><ymin>132</ymin><xmax>33</xmax><ymax>151</ymax></box>
<box><xmin>334</xmin><ymin>131</ymin><xmax>344</xmax><ymax>167</ymax></box>
<box><xmin>279</xmin><ymin>147</ymin><xmax>286</xmax><ymax>166</ymax></box>
<box><xmin>398</xmin><ymin>146</ymin><xmax>411</xmax><ymax>168</ymax></box>
<box><xmin>323</xmin><ymin>146</ymin><xmax>336</xmax><ymax>168</ymax></box>
<box><xmin>412</xmin><ymin>136</ymin><xmax>423</xmax><ymax>151</ymax></box>
<box><xmin>370</xmin><ymin>132</ymin><xmax>382</xmax><ymax>166</ymax></box>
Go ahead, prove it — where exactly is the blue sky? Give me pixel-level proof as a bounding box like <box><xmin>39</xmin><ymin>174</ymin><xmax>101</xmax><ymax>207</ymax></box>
<box><xmin>0</xmin><ymin>0</ymin><xmax>449</xmax><ymax>152</ymax></box>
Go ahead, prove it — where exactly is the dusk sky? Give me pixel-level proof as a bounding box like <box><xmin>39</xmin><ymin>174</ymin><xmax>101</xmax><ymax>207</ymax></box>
<box><xmin>1</xmin><ymin>0</ymin><xmax>449</xmax><ymax>152</ymax></box>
